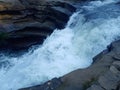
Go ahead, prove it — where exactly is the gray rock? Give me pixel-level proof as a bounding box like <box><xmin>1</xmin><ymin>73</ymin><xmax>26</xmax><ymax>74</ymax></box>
<box><xmin>55</xmin><ymin>40</ymin><xmax>120</xmax><ymax>90</ymax></box>
<box><xmin>19</xmin><ymin>78</ymin><xmax>62</xmax><ymax>90</ymax></box>
<box><xmin>110</xmin><ymin>65</ymin><xmax>120</xmax><ymax>74</ymax></box>
<box><xmin>98</xmin><ymin>70</ymin><xmax>120</xmax><ymax>90</ymax></box>
<box><xmin>87</xmin><ymin>85</ymin><xmax>104</xmax><ymax>90</ymax></box>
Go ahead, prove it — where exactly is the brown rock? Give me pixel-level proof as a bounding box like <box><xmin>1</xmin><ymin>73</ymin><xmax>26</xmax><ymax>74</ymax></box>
<box><xmin>0</xmin><ymin>0</ymin><xmax>76</xmax><ymax>50</ymax></box>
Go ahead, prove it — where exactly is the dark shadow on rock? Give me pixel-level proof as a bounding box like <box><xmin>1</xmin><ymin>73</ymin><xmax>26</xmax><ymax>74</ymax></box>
<box><xmin>0</xmin><ymin>0</ymin><xmax>76</xmax><ymax>52</ymax></box>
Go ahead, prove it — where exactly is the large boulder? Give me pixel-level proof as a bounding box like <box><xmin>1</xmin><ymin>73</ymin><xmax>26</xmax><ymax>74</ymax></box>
<box><xmin>0</xmin><ymin>0</ymin><xmax>76</xmax><ymax>50</ymax></box>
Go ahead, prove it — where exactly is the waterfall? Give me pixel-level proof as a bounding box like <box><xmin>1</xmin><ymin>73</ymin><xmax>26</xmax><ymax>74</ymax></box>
<box><xmin>0</xmin><ymin>0</ymin><xmax>120</xmax><ymax>90</ymax></box>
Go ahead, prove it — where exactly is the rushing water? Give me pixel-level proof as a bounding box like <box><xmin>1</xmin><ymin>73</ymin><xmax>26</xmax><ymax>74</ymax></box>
<box><xmin>0</xmin><ymin>0</ymin><xmax>120</xmax><ymax>90</ymax></box>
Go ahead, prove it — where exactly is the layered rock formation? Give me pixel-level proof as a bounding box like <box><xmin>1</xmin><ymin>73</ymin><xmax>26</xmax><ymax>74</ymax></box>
<box><xmin>19</xmin><ymin>40</ymin><xmax>120</xmax><ymax>90</ymax></box>
<box><xmin>0</xmin><ymin>0</ymin><xmax>76</xmax><ymax>50</ymax></box>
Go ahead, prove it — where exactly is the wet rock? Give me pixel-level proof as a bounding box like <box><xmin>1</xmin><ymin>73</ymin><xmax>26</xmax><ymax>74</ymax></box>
<box><xmin>0</xmin><ymin>0</ymin><xmax>76</xmax><ymax>50</ymax></box>
<box><xmin>98</xmin><ymin>70</ymin><xmax>120</xmax><ymax>90</ymax></box>
<box><xmin>20</xmin><ymin>40</ymin><xmax>120</xmax><ymax>90</ymax></box>
<box><xmin>19</xmin><ymin>78</ymin><xmax>62</xmax><ymax>90</ymax></box>
<box><xmin>110</xmin><ymin>65</ymin><xmax>120</xmax><ymax>74</ymax></box>
<box><xmin>87</xmin><ymin>85</ymin><xmax>104</xmax><ymax>90</ymax></box>
<box><xmin>113</xmin><ymin>61</ymin><xmax>120</xmax><ymax>70</ymax></box>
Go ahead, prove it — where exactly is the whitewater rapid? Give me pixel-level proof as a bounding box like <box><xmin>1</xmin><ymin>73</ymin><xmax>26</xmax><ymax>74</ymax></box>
<box><xmin>0</xmin><ymin>0</ymin><xmax>120</xmax><ymax>90</ymax></box>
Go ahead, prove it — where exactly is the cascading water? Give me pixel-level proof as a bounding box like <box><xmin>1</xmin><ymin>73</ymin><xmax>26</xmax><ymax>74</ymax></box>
<box><xmin>0</xmin><ymin>0</ymin><xmax>120</xmax><ymax>90</ymax></box>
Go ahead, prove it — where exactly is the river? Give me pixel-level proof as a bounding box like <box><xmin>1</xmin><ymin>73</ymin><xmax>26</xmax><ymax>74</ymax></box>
<box><xmin>0</xmin><ymin>0</ymin><xmax>120</xmax><ymax>90</ymax></box>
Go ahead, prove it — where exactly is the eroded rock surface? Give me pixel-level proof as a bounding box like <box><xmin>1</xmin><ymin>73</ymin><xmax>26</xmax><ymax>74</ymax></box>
<box><xmin>0</xmin><ymin>0</ymin><xmax>76</xmax><ymax>50</ymax></box>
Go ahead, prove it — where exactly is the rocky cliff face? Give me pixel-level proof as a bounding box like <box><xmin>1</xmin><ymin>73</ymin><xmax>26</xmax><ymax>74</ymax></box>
<box><xmin>19</xmin><ymin>40</ymin><xmax>120</xmax><ymax>90</ymax></box>
<box><xmin>0</xmin><ymin>0</ymin><xmax>76</xmax><ymax>50</ymax></box>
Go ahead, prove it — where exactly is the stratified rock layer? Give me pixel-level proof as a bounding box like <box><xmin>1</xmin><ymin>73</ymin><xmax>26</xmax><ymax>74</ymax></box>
<box><xmin>0</xmin><ymin>0</ymin><xmax>76</xmax><ymax>50</ymax></box>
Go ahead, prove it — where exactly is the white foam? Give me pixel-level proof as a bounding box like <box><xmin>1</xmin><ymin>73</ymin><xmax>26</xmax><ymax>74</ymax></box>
<box><xmin>0</xmin><ymin>0</ymin><xmax>120</xmax><ymax>90</ymax></box>
<box><xmin>83</xmin><ymin>0</ymin><xmax>120</xmax><ymax>10</ymax></box>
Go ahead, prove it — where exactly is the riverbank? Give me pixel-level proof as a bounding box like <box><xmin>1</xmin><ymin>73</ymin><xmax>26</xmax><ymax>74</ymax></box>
<box><xmin>20</xmin><ymin>40</ymin><xmax>120</xmax><ymax>90</ymax></box>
